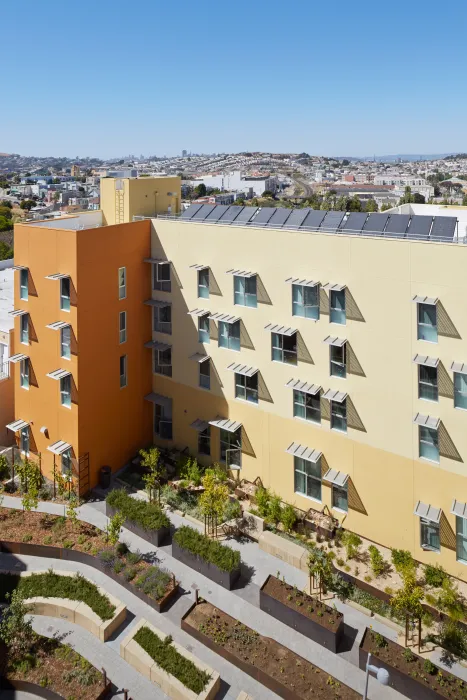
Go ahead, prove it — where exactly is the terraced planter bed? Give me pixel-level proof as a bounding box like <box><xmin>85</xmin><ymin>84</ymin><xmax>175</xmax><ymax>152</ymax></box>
<box><xmin>360</xmin><ymin>628</ymin><xmax>467</xmax><ymax>700</ymax></box>
<box><xmin>106</xmin><ymin>489</ymin><xmax>170</xmax><ymax>546</ymax></box>
<box><xmin>260</xmin><ymin>574</ymin><xmax>344</xmax><ymax>652</ymax></box>
<box><xmin>182</xmin><ymin>600</ymin><xmax>359</xmax><ymax>699</ymax></box>
<box><xmin>172</xmin><ymin>526</ymin><xmax>241</xmax><ymax>589</ymax></box>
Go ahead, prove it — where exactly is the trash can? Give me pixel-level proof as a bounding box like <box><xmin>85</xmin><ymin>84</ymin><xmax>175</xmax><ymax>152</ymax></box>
<box><xmin>99</xmin><ymin>465</ymin><xmax>111</xmax><ymax>490</ymax></box>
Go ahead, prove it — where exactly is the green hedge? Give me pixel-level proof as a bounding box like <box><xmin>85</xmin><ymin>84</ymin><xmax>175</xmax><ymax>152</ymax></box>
<box><xmin>106</xmin><ymin>488</ymin><xmax>169</xmax><ymax>531</ymax></box>
<box><xmin>173</xmin><ymin>525</ymin><xmax>241</xmax><ymax>572</ymax></box>
<box><xmin>0</xmin><ymin>571</ymin><xmax>115</xmax><ymax>621</ymax></box>
<box><xmin>134</xmin><ymin>625</ymin><xmax>210</xmax><ymax>693</ymax></box>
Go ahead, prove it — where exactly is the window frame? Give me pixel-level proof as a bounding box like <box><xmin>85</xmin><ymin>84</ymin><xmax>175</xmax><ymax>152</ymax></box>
<box><xmin>330</xmin><ymin>398</ymin><xmax>347</xmax><ymax>433</ymax></box>
<box><xmin>154</xmin><ymin>347</ymin><xmax>172</xmax><ymax>377</ymax></box>
<box><xmin>271</xmin><ymin>331</ymin><xmax>297</xmax><ymax>365</ymax></box>
<box><xmin>419</xmin><ymin>425</ymin><xmax>439</xmax><ymax>463</ymax></box>
<box><xmin>199</xmin><ymin>358</ymin><xmax>210</xmax><ymax>390</ymax></box>
<box><xmin>418</xmin><ymin>364</ymin><xmax>438</xmax><ymax>402</ymax></box>
<box><xmin>235</xmin><ymin>372</ymin><xmax>258</xmax><ymax>404</ymax></box>
<box><xmin>330</xmin><ymin>343</ymin><xmax>346</xmax><ymax>378</ymax></box>
<box><xmin>118</xmin><ymin>267</ymin><xmax>126</xmax><ymax>300</ymax></box>
<box><xmin>20</xmin><ymin>358</ymin><xmax>29</xmax><ymax>390</ymax></box>
<box><xmin>61</xmin><ymin>448</ymin><xmax>72</xmax><ymax>475</ymax></box>
<box><xmin>20</xmin><ymin>269</ymin><xmax>28</xmax><ymax>301</ymax></box>
<box><xmin>454</xmin><ymin>371</ymin><xmax>467</xmax><ymax>410</ymax></box>
<box><xmin>198</xmin><ymin>268</ymin><xmax>210</xmax><ymax>299</ymax></box>
<box><xmin>293</xmin><ymin>389</ymin><xmax>321</xmax><ymax>424</ymax></box>
<box><xmin>60</xmin><ymin>374</ymin><xmax>72</xmax><ymax>407</ymax></box>
<box><xmin>420</xmin><ymin>517</ymin><xmax>440</xmax><ymax>553</ymax></box>
<box><xmin>20</xmin><ymin>426</ymin><xmax>29</xmax><ymax>455</ymax></box>
<box><xmin>218</xmin><ymin>320</ymin><xmax>240</xmax><ymax>352</ymax></box>
<box><xmin>20</xmin><ymin>314</ymin><xmax>29</xmax><ymax>345</ymax></box>
<box><xmin>154</xmin><ymin>399</ymin><xmax>173</xmax><ymax>440</ymax></box>
<box><xmin>60</xmin><ymin>325</ymin><xmax>71</xmax><ymax>359</ymax></box>
<box><xmin>294</xmin><ymin>455</ymin><xmax>322</xmax><ymax>502</ymax></box>
<box><xmin>292</xmin><ymin>283</ymin><xmax>319</xmax><ymax>320</ymax></box>
<box><xmin>119</xmin><ymin>355</ymin><xmax>127</xmax><ymax>389</ymax></box>
<box><xmin>153</xmin><ymin>304</ymin><xmax>172</xmax><ymax>335</ymax></box>
<box><xmin>153</xmin><ymin>262</ymin><xmax>171</xmax><ymax>293</ymax></box>
<box><xmin>456</xmin><ymin>515</ymin><xmax>467</xmax><ymax>564</ymax></box>
<box><xmin>417</xmin><ymin>302</ymin><xmax>438</xmax><ymax>343</ymax></box>
<box><xmin>220</xmin><ymin>427</ymin><xmax>242</xmax><ymax>468</ymax></box>
<box><xmin>332</xmin><ymin>483</ymin><xmax>348</xmax><ymax>512</ymax></box>
<box><xmin>119</xmin><ymin>311</ymin><xmax>127</xmax><ymax>344</ymax></box>
<box><xmin>198</xmin><ymin>313</ymin><xmax>210</xmax><ymax>343</ymax></box>
<box><xmin>234</xmin><ymin>274</ymin><xmax>257</xmax><ymax>308</ymax></box>
<box><xmin>198</xmin><ymin>427</ymin><xmax>210</xmax><ymax>455</ymax></box>
<box><xmin>60</xmin><ymin>277</ymin><xmax>71</xmax><ymax>311</ymax></box>
<box><xmin>330</xmin><ymin>289</ymin><xmax>346</xmax><ymax>325</ymax></box>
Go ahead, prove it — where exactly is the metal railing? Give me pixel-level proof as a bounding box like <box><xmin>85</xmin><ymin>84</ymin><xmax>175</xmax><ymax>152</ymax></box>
<box><xmin>0</xmin><ymin>361</ymin><xmax>9</xmax><ymax>381</ymax></box>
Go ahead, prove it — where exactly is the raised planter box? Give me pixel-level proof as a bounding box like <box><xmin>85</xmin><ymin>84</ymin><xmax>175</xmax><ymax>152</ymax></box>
<box><xmin>258</xmin><ymin>531</ymin><xmax>309</xmax><ymax>572</ymax></box>
<box><xmin>106</xmin><ymin>501</ymin><xmax>169</xmax><ymax>547</ymax></box>
<box><xmin>120</xmin><ymin>618</ymin><xmax>220</xmax><ymax>700</ymax></box>
<box><xmin>236</xmin><ymin>511</ymin><xmax>265</xmax><ymax>541</ymax></box>
<box><xmin>0</xmin><ymin>674</ymin><xmax>111</xmax><ymax>699</ymax></box>
<box><xmin>259</xmin><ymin>575</ymin><xmax>343</xmax><ymax>653</ymax></box>
<box><xmin>172</xmin><ymin>539</ymin><xmax>240</xmax><ymax>590</ymax></box>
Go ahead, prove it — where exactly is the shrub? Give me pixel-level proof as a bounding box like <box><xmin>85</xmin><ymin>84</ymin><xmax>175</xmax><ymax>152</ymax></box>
<box><xmin>62</xmin><ymin>539</ymin><xmax>74</xmax><ymax>549</ymax></box>
<box><xmin>113</xmin><ymin>559</ymin><xmax>125</xmax><ymax>574</ymax></box>
<box><xmin>438</xmin><ymin>620</ymin><xmax>467</xmax><ymax>658</ymax></box>
<box><xmin>336</xmin><ymin>558</ymin><xmax>345</xmax><ymax>567</ymax></box>
<box><xmin>255</xmin><ymin>487</ymin><xmax>271</xmax><ymax>518</ymax></box>
<box><xmin>123</xmin><ymin>566</ymin><xmax>137</xmax><ymax>582</ymax></box>
<box><xmin>341</xmin><ymin>531</ymin><xmax>362</xmax><ymax>560</ymax></box>
<box><xmin>134</xmin><ymin>566</ymin><xmax>171</xmax><ymax>600</ymax></box>
<box><xmin>116</xmin><ymin>541</ymin><xmax>129</xmax><ymax>556</ymax></box>
<box><xmin>125</xmin><ymin>549</ymin><xmax>142</xmax><ymax>566</ymax></box>
<box><xmin>424</xmin><ymin>659</ymin><xmax>437</xmax><ymax>675</ymax></box>
<box><xmin>267</xmin><ymin>493</ymin><xmax>282</xmax><ymax>526</ymax></box>
<box><xmin>43</xmin><ymin>536</ymin><xmax>52</xmax><ymax>545</ymax></box>
<box><xmin>77</xmin><ymin>535</ymin><xmax>86</xmax><ymax>546</ymax></box>
<box><xmin>375</xmin><ymin>633</ymin><xmax>388</xmax><ymax>648</ymax></box>
<box><xmin>368</xmin><ymin>544</ymin><xmax>385</xmax><ymax>577</ymax></box>
<box><xmin>0</xmin><ymin>454</ymin><xmax>10</xmax><ymax>481</ymax></box>
<box><xmin>180</xmin><ymin>457</ymin><xmax>203</xmax><ymax>487</ymax></box>
<box><xmin>134</xmin><ymin>626</ymin><xmax>210</xmax><ymax>693</ymax></box>
<box><xmin>98</xmin><ymin>549</ymin><xmax>116</xmax><ymax>569</ymax></box>
<box><xmin>106</xmin><ymin>489</ymin><xmax>169</xmax><ymax>531</ymax></box>
<box><xmin>174</xmin><ymin>525</ymin><xmax>241</xmax><ymax>572</ymax></box>
<box><xmin>281</xmin><ymin>504</ymin><xmax>297</xmax><ymax>533</ymax></box>
<box><xmin>424</xmin><ymin>563</ymin><xmax>448</xmax><ymax>588</ymax></box>
<box><xmin>391</xmin><ymin>549</ymin><xmax>416</xmax><ymax>577</ymax></box>
<box><xmin>403</xmin><ymin>647</ymin><xmax>415</xmax><ymax>662</ymax></box>
<box><xmin>223</xmin><ymin>498</ymin><xmax>242</xmax><ymax>522</ymax></box>
<box><xmin>22</xmin><ymin>534</ymin><xmax>32</xmax><ymax>543</ymax></box>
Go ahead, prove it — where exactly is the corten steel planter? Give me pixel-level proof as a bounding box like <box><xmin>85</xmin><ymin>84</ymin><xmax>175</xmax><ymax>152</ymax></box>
<box><xmin>0</xmin><ymin>676</ymin><xmax>112</xmax><ymax>700</ymax></box>
<box><xmin>105</xmin><ymin>502</ymin><xmax>169</xmax><ymax>547</ymax></box>
<box><xmin>172</xmin><ymin>539</ymin><xmax>240</xmax><ymax>590</ymax></box>
<box><xmin>259</xmin><ymin>575</ymin><xmax>343</xmax><ymax>652</ymax></box>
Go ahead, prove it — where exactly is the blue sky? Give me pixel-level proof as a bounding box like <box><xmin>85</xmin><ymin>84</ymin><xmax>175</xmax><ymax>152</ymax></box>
<box><xmin>2</xmin><ymin>0</ymin><xmax>467</xmax><ymax>158</ymax></box>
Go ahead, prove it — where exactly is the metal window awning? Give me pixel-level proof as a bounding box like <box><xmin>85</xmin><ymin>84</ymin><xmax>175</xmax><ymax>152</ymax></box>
<box><xmin>144</xmin><ymin>340</ymin><xmax>171</xmax><ymax>351</ymax></box>
<box><xmin>47</xmin><ymin>440</ymin><xmax>72</xmax><ymax>455</ymax></box>
<box><xmin>144</xmin><ymin>299</ymin><xmax>171</xmax><ymax>308</ymax></box>
<box><xmin>144</xmin><ymin>392</ymin><xmax>171</xmax><ymax>409</ymax></box>
<box><xmin>451</xmin><ymin>361</ymin><xmax>467</xmax><ymax>374</ymax></box>
<box><xmin>323</xmin><ymin>468</ymin><xmax>349</xmax><ymax>487</ymax></box>
<box><xmin>323</xmin><ymin>283</ymin><xmax>347</xmax><ymax>292</ymax></box>
<box><xmin>189</xmin><ymin>352</ymin><xmax>209</xmax><ymax>363</ymax></box>
<box><xmin>209</xmin><ymin>312</ymin><xmax>240</xmax><ymax>324</ymax></box>
<box><xmin>322</xmin><ymin>389</ymin><xmax>347</xmax><ymax>403</ymax></box>
<box><xmin>187</xmin><ymin>308</ymin><xmax>210</xmax><ymax>317</ymax></box>
<box><xmin>12</xmin><ymin>265</ymin><xmax>28</xmax><ymax>271</ymax></box>
<box><xmin>190</xmin><ymin>419</ymin><xmax>209</xmax><ymax>432</ymax></box>
<box><xmin>189</xmin><ymin>264</ymin><xmax>208</xmax><ymax>271</ymax></box>
<box><xmin>208</xmin><ymin>417</ymin><xmax>242</xmax><ymax>433</ymax></box>
<box><xmin>46</xmin><ymin>321</ymin><xmax>71</xmax><ymax>331</ymax></box>
<box><xmin>285</xmin><ymin>277</ymin><xmax>319</xmax><ymax>287</ymax></box>
<box><xmin>6</xmin><ymin>419</ymin><xmax>30</xmax><ymax>433</ymax></box>
<box><xmin>227</xmin><ymin>362</ymin><xmax>258</xmax><ymax>377</ymax></box>
<box><xmin>8</xmin><ymin>353</ymin><xmax>28</xmax><ymax>364</ymax></box>
<box><xmin>414</xmin><ymin>500</ymin><xmax>441</xmax><ymax>523</ymax></box>
<box><xmin>451</xmin><ymin>499</ymin><xmax>467</xmax><ymax>518</ymax></box>
<box><xmin>323</xmin><ymin>336</ymin><xmax>346</xmax><ymax>347</ymax></box>
<box><xmin>46</xmin><ymin>369</ymin><xmax>71</xmax><ymax>380</ymax></box>
<box><xmin>285</xmin><ymin>378</ymin><xmax>321</xmax><ymax>395</ymax></box>
<box><xmin>45</xmin><ymin>273</ymin><xmax>69</xmax><ymax>280</ymax></box>
<box><xmin>226</xmin><ymin>269</ymin><xmax>256</xmax><ymax>278</ymax></box>
<box><xmin>264</xmin><ymin>323</ymin><xmax>297</xmax><ymax>336</ymax></box>
<box><xmin>9</xmin><ymin>309</ymin><xmax>28</xmax><ymax>317</ymax></box>
<box><xmin>285</xmin><ymin>442</ymin><xmax>322</xmax><ymax>463</ymax></box>
<box><xmin>413</xmin><ymin>413</ymin><xmax>440</xmax><ymax>429</ymax></box>
<box><xmin>413</xmin><ymin>354</ymin><xmax>439</xmax><ymax>368</ymax></box>
<box><xmin>143</xmin><ymin>258</ymin><xmax>171</xmax><ymax>264</ymax></box>
<box><xmin>413</xmin><ymin>295</ymin><xmax>438</xmax><ymax>305</ymax></box>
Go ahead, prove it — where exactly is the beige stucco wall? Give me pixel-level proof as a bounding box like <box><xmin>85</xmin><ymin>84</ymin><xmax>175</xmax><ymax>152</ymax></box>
<box><xmin>149</xmin><ymin>217</ymin><xmax>467</xmax><ymax>580</ymax></box>
<box><xmin>101</xmin><ymin>177</ymin><xmax>181</xmax><ymax>225</ymax></box>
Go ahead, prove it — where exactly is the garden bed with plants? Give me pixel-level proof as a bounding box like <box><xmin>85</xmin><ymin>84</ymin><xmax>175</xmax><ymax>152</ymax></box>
<box><xmin>260</xmin><ymin>574</ymin><xmax>344</xmax><ymax>652</ymax></box>
<box><xmin>105</xmin><ymin>489</ymin><xmax>170</xmax><ymax>546</ymax></box>
<box><xmin>360</xmin><ymin>627</ymin><xmax>467</xmax><ymax>700</ymax></box>
<box><xmin>172</xmin><ymin>526</ymin><xmax>241</xmax><ymax>589</ymax></box>
<box><xmin>182</xmin><ymin>599</ymin><xmax>360</xmax><ymax>699</ymax></box>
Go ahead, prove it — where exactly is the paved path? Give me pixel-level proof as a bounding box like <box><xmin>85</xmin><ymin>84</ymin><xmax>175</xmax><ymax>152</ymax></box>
<box><xmin>1</xmin><ymin>494</ymin><xmax>404</xmax><ymax>698</ymax></box>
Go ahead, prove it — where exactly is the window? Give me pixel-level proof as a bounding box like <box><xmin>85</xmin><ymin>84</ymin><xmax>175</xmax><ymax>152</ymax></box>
<box><xmin>418</xmin><ymin>365</ymin><xmax>438</xmax><ymax>401</ymax></box>
<box><xmin>332</xmin><ymin>483</ymin><xmax>348</xmax><ymax>512</ymax></box>
<box><xmin>418</xmin><ymin>303</ymin><xmax>437</xmax><ymax>342</ymax></box>
<box><xmin>154</xmin><ymin>398</ymin><xmax>172</xmax><ymax>439</ymax></box>
<box><xmin>119</xmin><ymin>311</ymin><xmax>127</xmax><ymax>344</ymax></box>
<box><xmin>219</xmin><ymin>320</ymin><xmax>240</xmax><ymax>352</ymax></box>
<box><xmin>119</xmin><ymin>355</ymin><xmax>127</xmax><ymax>389</ymax></box>
<box><xmin>60</xmin><ymin>374</ymin><xmax>72</xmax><ymax>406</ymax></box>
<box><xmin>330</xmin><ymin>344</ymin><xmax>346</xmax><ymax>378</ymax></box>
<box><xmin>234</xmin><ymin>275</ymin><xmax>257</xmax><ymax>308</ymax></box>
<box><xmin>198</xmin><ymin>314</ymin><xmax>210</xmax><ymax>343</ymax></box>
<box><xmin>272</xmin><ymin>332</ymin><xmax>297</xmax><ymax>365</ymax></box>
<box><xmin>293</xmin><ymin>390</ymin><xmax>321</xmax><ymax>424</ymax></box>
<box><xmin>199</xmin><ymin>358</ymin><xmax>210</xmax><ymax>389</ymax></box>
<box><xmin>331</xmin><ymin>398</ymin><xmax>347</xmax><ymax>433</ymax></box>
<box><xmin>61</xmin><ymin>448</ymin><xmax>72</xmax><ymax>475</ymax></box>
<box><xmin>198</xmin><ymin>427</ymin><xmax>210</xmax><ymax>455</ymax></box>
<box><xmin>153</xmin><ymin>304</ymin><xmax>171</xmax><ymax>334</ymax></box>
<box><xmin>20</xmin><ymin>314</ymin><xmax>29</xmax><ymax>344</ymax></box>
<box><xmin>153</xmin><ymin>263</ymin><xmax>171</xmax><ymax>292</ymax></box>
<box><xmin>330</xmin><ymin>289</ymin><xmax>346</xmax><ymax>325</ymax></box>
<box><xmin>419</xmin><ymin>425</ymin><xmax>439</xmax><ymax>463</ymax></box>
<box><xmin>20</xmin><ymin>426</ymin><xmax>29</xmax><ymax>455</ymax></box>
<box><xmin>20</xmin><ymin>269</ymin><xmax>28</xmax><ymax>301</ymax></box>
<box><xmin>292</xmin><ymin>284</ymin><xmax>319</xmax><ymax>320</ymax></box>
<box><xmin>61</xmin><ymin>277</ymin><xmax>71</xmax><ymax>311</ymax></box>
<box><xmin>220</xmin><ymin>427</ymin><xmax>242</xmax><ymax>468</ymax></box>
<box><xmin>198</xmin><ymin>268</ymin><xmax>209</xmax><ymax>299</ymax></box>
<box><xmin>20</xmin><ymin>358</ymin><xmax>29</xmax><ymax>390</ymax></box>
<box><xmin>454</xmin><ymin>372</ymin><xmax>467</xmax><ymax>410</ymax></box>
<box><xmin>61</xmin><ymin>326</ymin><xmax>71</xmax><ymax>359</ymax></box>
<box><xmin>118</xmin><ymin>267</ymin><xmax>126</xmax><ymax>300</ymax></box>
<box><xmin>235</xmin><ymin>372</ymin><xmax>258</xmax><ymax>403</ymax></box>
<box><xmin>294</xmin><ymin>456</ymin><xmax>321</xmax><ymax>501</ymax></box>
<box><xmin>456</xmin><ymin>516</ymin><xmax>467</xmax><ymax>564</ymax></box>
<box><xmin>420</xmin><ymin>518</ymin><xmax>440</xmax><ymax>552</ymax></box>
<box><xmin>154</xmin><ymin>347</ymin><xmax>172</xmax><ymax>377</ymax></box>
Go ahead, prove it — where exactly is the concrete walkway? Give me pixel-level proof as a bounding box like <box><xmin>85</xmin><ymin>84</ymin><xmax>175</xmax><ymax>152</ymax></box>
<box><xmin>1</xmin><ymin>494</ymin><xmax>404</xmax><ymax>699</ymax></box>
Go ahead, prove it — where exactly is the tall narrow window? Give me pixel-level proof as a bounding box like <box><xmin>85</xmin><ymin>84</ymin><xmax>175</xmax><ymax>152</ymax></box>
<box><xmin>20</xmin><ymin>269</ymin><xmax>28</xmax><ymax>301</ymax></box>
<box><xmin>294</xmin><ymin>456</ymin><xmax>321</xmax><ymax>501</ymax></box>
<box><xmin>419</xmin><ymin>425</ymin><xmax>439</xmax><ymax>463</ymax></box>
<box><xmin>20</xmin><ymin>426</ymin><xmax>29</xmax><ymax>455</ymax></box>
<box><xmin>271</xmin><ymin>332</ymin><xmax>297</xmax><ymax>365</ymax></box>
<box><xmin>61</xmin><ymin>325</ymin><xmax>71</xmax><ymax>359</ymax></box>
<box><xmin>220</xmin><ymin>427</ymin><xmax>241</xmax><ymax>468</ymax></box>
<box><xmin>420</xmin><ymin>518</ymin><xmax>440</xmax><ymax>552</ymax></box>
<box><xmin>198</xmin><ymin>314</ymin><xmax>210</xmax><ymax>343</ymax></box>
<box><xmin>454</xmin><ymin>372</ymin><xmax>467</xmax><ymax>410</ymax></box>
<box><xmin>154</xmin><ymin>398</ymin><xmax>172</xmax><ymax>439</ymax></box>
<box><xmin>198</xmin><ymin>268</ymin><xmax>209</xmax><ymax>299</ymax></box>
<box><xmin>456</xmin><ymin>516</ymin><xmax>467</xmax><ymax>564</ymax></box>
<box><xmin>20</xmin><ymin>358</ymin><xmax>29</xmax><ymax>390</ymax></box>
<box><xmin>60</xmin><ymin>277</ymin><xmax>71</xmax><ymax>311</ymax></box>
<box><xmin>60</xmin><ymin>374</ymin><xmax>72</xmax><ymax>407</ymax></box>
<box><xmin>118</xmin><ymin>267</ymin><xmax>126</xmax><ymax>300</ymax></box>
<box><xmin>218</xmin><ymin>320</ymin><xmax>240</xmax><ymax>351</ymax></box>
<box><xmin>330</xmin><ymin>344</ymin><xmax>346</xmax><ymax>378</ymax></box>
<box><xmin>20</xmin><ymin>314</ymin><xmax>29</xmax><ymax>344</ymax></box>
<box><xmin>153</xmin><ymin>262</ymin><xmax>171</xmax><ymax>292</ymax></box>
<box><xmin>293</xmin><ymin>390</ymin><xmax>321</xmax><ymax>424</ymax></box>
<box><xmin>331</xmin><ymin>398</ymin><xmax>347</xmax><ymax>433</ymax></box>
<box><xmin>417</xmin><ymin>302</ymin><xmax>437</xmax><ymax>342</ymax></box>
<box><xmin>199</xmin><ymin>358</ymin><xmax>210</xmax><ymax>389</ymax></box>
<box><xmin>292</xmin><ymin>284</ymin><xmax>319</xmax><ymax>320</ymax></box>
<box><xmin>119</xmin><ymin>355</ymin><xmax>127</xmax><ymax>388</ymax></box>
<box><xmin>154</xmin><ymin>347</ymin><xmax>172</xmax><ymax>377</ymax></box>
<box><xmin>61</xmin><ymin>448</ymin><xmax>72</xmax><ymax>475</ymax></box>
<box><xmin>418</xmin><ymin>365</ymin><xmax>438</xmax><ymax>401</ymax></box>
<box><xmin>198</xmin><ymin>427</ymin><xmax>210</xmax><ymax>455</ymax></box>
<box><xmin>235</xmin><ymin>372</ymin><xmax>258</xmax><ymax>403</ymax></box>
<box><xmin>330</xmin><ymin>289</ymin><xmax>346</xmax><ymax>325</ymax></box>
<box><xmin>332</xmin><ymin>483</ymin><xmax>348</xmax><ymax>512</ymax></box>
<box><xmin>119</xmin><ymin>311</ymin><xmax>127</xmax><ymax>343</ymax></box>
<box><xmin>154</xmin><ymin>305</ymin><xmax>171</xmax><ymax>334</ymax></box>
<box><xmin>234</xmin><ymin>275</ymin><xmax>257</xmax><ymax>308</ymax></box>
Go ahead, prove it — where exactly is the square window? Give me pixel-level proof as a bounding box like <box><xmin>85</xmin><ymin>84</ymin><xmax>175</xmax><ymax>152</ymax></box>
<box><xmin>154</xmin><ymin>347</ymin><xmax>172</xmax><ymax>377</ymax></box>
<box><xmin>293</xmin><ymin>390</ymin><xmax>321</xmax><ymax>424</ymax></box>
<box><xmin>235</xmin><ymin>372</ymin><xmax>258</xmax><ymax>403</ymax></box>
<box><xmin>271</xmin><ymin>332</ymin><xmax>297</xmax><ymax>365</ymax></box>
<box><xmin>153</xmin><ymin>263</ymin><xmax>171</xmax><ymax>292</ymax></box>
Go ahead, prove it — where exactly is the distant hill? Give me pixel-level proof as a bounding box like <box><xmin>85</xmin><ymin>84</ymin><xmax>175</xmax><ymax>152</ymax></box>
<box><xmin>335</xmin><ymin>154</ymin><xmax>456</xmax><ymax>162</ymax></box>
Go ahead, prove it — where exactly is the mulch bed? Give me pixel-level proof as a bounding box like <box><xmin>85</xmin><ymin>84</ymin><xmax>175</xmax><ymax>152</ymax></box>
<box><xmin>184</xmin><ymin>601</ymin><xmax>359</xmax><ymax>699</ymax></box>
<box><xmin>263</xmin><ymin>575</ymin><xmax>342</xmax><ymax>632</ymax></box>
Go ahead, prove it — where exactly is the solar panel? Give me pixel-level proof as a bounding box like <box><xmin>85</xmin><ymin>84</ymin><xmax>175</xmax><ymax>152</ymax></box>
<box><xmin>219</xmin><ymin>205</ymin><xmax>244</xmax><ymax>222</ymax></box>
<box><xmin>341</xmin><ymin>212</ymin><xmax>368</xmax><ymax>233</ymax></box>
<box><xmin>319</xmin><ymin>211</ymin><xmax>345</xmax><ymax>232</ymax></box>
<box><xmin>192</xmin><ymin>204</ymin><xmax>216</xmax><ymax>220</ymax></box>
<box><xmin>251</xmin><ymin>207</ymin><xmax>276</xmax><ymax>226</ymax></box>
<box><xmin>362</xmin><ymin>213</ymin><xmax>390</xmax><ymax>235</ymax></box>
<box><xmin>406</xmin><ymin>215</ymin><xmax>433</xmax><ymax>240</ymax></box>
<box><xmin>283</xmin><ymin>208</ymin><xmax>311</xmax><ymax>228</ymax></box>
<box><xmin>181</xmin><ymin>203</ymin><xmax>203</xmax><ymax>219</ymax></box>
<box><xmin>430</xmin><ymin>216</ymin><xmax>457</xmax><ymax>241</ymax></box>
<box><xmin>205</xmin><ymin>205</ymin><xmax>229</xmax><ymax>221</ymax></box>
<box><xmin>267</xmin><ymin>208</ymin><xmax>292</xmax><ymax>228</ymax></box>
<box><xmin>234</xmin><ymin>207</ymin><xmax>258</xmax><ymax>223</ymax></box>
<box><xmin>300</xmin><ymin>210</ymin><xmax>327</xmax><ymax>229</ymax></box>
<box><xmin>384</xmin><ymin>214</ymin><xmax>410</xmax><ymax>238</ymax></box>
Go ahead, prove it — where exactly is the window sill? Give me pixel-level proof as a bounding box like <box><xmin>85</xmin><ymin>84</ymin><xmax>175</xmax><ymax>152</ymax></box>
<box><xmin>419</xmin><ymin>456</ymin><xmax>440</xmax><ymax>465</ymax></box>
<box><xmin>154</xmin><ymin>330</ymin><xmax>172</xmax><ymax>336</ymax></box>
<box><xmin>292</xmin><ymin>315</ymin><xmax>319</xmax><ymax>323</ymax></box>
<box><xmin>20</xmin><ymin>386</ymin><xmax>29</xmax><ymax>391</ymax></box>
<box><xmin>198</xmin><ymin>385</ymin><xmax>211</xmax><ymax>392</ymax></box>
<box><xmin>331</xmin><ymin>427</ymin><xmax>348</xmax><ymax>435</ymax></box>
<box><xmin>418</xmin><ymin>397</ymin><xmax>438</xmax><ymax>403</ymax></box>
<box><xmin>454</xmin><ymin>405</ymin><xmax>467</xmax><ymax>412</ymax></box>
<box><xmin>235</xmin><ymin>397</ymin><xmax>259</xmax><ymax>407</ymax></box>
<box><xmin>294</xmin><ymin>491</ymin><xmax>322</xmax><ymax>505</ymax></box>
<box><xmin>332</xmin><ymin>506</ymin><xmax>348</xmax><ymax>514</ymax></box>
<box><xmin>421</xmin><ymin>545</ymin><xmax>440</xmax><ymax>554</ymax></box>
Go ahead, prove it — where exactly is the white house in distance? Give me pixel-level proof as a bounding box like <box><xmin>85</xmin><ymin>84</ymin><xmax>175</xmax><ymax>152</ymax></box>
<box><xmin>0</xmin><ymin>260</ymin><xmax>14</xmax><ymax>446</ymax></box>
<box><xmin>387</xmin><ymin>203</ymin><xmax>467</xmax><ymax>239</ymax></box>
<box><xmin>190</xmin><ymin>170</ymin><xmax>278</xmax><ymax>197</ymax></box>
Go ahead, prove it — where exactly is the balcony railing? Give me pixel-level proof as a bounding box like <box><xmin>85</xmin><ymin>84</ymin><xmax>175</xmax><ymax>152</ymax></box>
<box><xmin>0</xmin><ymin>362</ymin><xmax>10</xmax><ymax>381</ymax></box>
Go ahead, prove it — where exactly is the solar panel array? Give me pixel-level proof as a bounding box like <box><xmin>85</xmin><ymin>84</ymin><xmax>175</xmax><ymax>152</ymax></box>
<box><xmin>180</xmin><ymin>204</ymin><xmax>458</xmax><ymax>241</ymax></box>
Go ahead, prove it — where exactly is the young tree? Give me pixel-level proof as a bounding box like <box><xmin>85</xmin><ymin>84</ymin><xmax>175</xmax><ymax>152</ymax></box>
<box><xmin>20</xmin><ymin>199</ymin><xmax>36</xmax><ymax>211</ymax></box>
<box><xmin>21</xmin><ymin>485</ymin><xmax>39</xmax><ymax>514</ymax></box>
<box><xmin>391</xmin><ymin>573</ymin><xmax>424</xmax><ymax>649</ymax></box>
<box><xmin>194</xmin><ymin>183</ymin><xmax>207</xmax><ymax>197</ymax></box>
<box><xmin>199</xmin><ymin>469</ymin><xmax>229</xmax><ymax>538</ymax></box>
<box><xmin>307</xmin><ymin>548</ymin><xmax>332</xmax><ymax>598</ymax></box>
<box><xmin>0</xmin><ymin>589</ymin><xmax>35</xmax><ymax>662</ymax></box>
<box><xmin>140</xmin><ymin>446</ymin><xmax>164</xmax><ymax>503</ymax></box>
<box><xmin>106</xmin><ymin>511</ymin><xmax>126</xmax><ymax>546</ymax></box>
<box><xmin>66</xmin><ymin>494</ymin><xmax>79</xmax><ymax>529</ymax></box>
<box><xmin>365</xmin><ymin>198</ymin><xmax>378</xmax><ymax>212</ymax></box>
